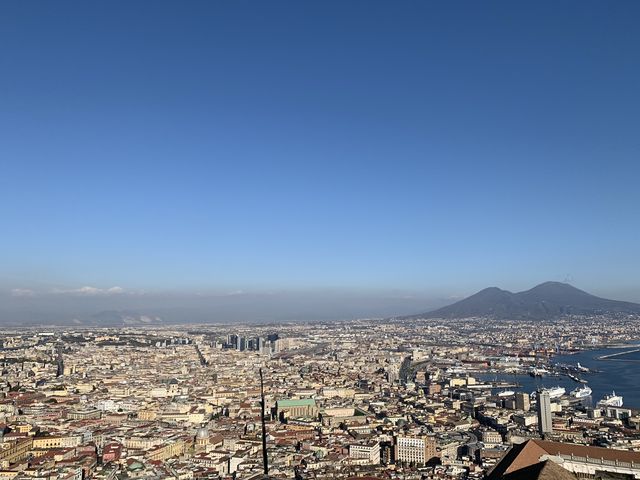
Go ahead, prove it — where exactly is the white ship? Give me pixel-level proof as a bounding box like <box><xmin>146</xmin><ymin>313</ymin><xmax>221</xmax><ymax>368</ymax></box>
<box><xmin>577</xmin><ymin>362</ymin><xmax>590</xmax><ymax>372</ymax></box>
<box><xmin>497</xmin><ymin>390</ymin><xmax>515</xmax><ymax>397</ymax></box>
<box><xmin>570</xmin><ymin>385</ymin><xmax>592</xmax><ymax>398</ymax></box>
<box><xmin>530</xmin><ymin>386</ymin><xmax>566</xmax><ymax>399</ymax></box>
<box><xmin>547</xmin><ymin>387</ymin><xmax>567</xmax><ymax>398</ymax></box>
<box><xmin>547</xmin><ymin>386</ymin><xmax>566</xmax><ymax>398</ymax></box>
<box><xmin>530</xmin><ymin>367</ymin><xmax>548</xmax><ymax>377</ymax></box>
<box><xmin>597</xmin><ymin>391</ymin><xmax>623</xmax><ymax>407</ymax></box>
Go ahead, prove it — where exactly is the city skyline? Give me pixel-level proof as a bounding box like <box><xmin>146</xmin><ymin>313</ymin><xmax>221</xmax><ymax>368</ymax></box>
<box><xmin>2</xmin><ymin>1</ymin><xmax>640</xmax><ymax>310</ymax></box>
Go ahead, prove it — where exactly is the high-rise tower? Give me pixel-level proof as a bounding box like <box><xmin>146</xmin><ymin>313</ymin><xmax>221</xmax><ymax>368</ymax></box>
<box><xmin>537</xmin><ymin>389</ymin><xmax>552</xmax><ymax>437</ymax></box>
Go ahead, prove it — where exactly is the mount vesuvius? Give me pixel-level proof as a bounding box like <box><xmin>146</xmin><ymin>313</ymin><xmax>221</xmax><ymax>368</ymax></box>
<box><xmin>403</xmin><ymin>282</ymin><xmax>640</xmax><ymax>320</ymax></box>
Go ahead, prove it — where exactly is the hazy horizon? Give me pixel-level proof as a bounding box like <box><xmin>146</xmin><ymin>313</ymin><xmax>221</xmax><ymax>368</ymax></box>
<box><xmin>2</xmin><ymin>281</ymin><xmax>640</xmax><ymax>325</ymax></box>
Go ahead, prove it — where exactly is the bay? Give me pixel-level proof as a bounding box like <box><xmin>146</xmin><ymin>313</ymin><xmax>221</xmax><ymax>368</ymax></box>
<box><xmin>476</xmin><ymin>346</ymin><xmax>640</xmax><ymax>409</ymax></box>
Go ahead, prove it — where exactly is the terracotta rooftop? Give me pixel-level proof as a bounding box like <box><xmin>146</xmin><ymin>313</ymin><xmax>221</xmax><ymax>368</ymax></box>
<box><xmin>501</xmin><ymin>459</ymin><xmax>577</xmax><ymax>480</ymax></box>
<box><xmin>488</xmin><ymin>439</ymin><xmax>640</xmax><ymax>480</ymax></box>
<box><xmin>533</xmin><ymin>439</ymin><xmax>640</xmax><ymax>464</ymax></box>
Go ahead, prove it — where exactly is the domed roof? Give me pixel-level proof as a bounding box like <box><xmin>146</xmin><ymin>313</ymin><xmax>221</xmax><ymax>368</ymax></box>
<box><xmin>196</xmin><ymin>427</ymin><xmax>209</xmax><ymax>439</ymax></box>
<box><xmin>128</xmin><ymin>461</ymin><xmax>144</xmax><ymax>471</ymax></box>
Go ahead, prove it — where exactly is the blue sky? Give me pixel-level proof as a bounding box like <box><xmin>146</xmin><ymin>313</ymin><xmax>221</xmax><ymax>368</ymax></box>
<box><xmin>1</xmin><ymin>0</ymin><xmax>640</xmax><ymax>314</ymax></box>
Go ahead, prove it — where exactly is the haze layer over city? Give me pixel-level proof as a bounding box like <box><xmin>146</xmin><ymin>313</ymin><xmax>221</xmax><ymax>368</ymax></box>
<box><xmin>1</xmin><ymin>2</ymin><xmax>640</xmax><ymax>480</ymax></box>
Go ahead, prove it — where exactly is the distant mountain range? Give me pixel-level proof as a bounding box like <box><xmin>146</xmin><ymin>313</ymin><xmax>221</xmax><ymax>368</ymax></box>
<box><xmin>403</xmin><ymin>282</ymin><xmax>640</xmax><ymax>320</ymax></box>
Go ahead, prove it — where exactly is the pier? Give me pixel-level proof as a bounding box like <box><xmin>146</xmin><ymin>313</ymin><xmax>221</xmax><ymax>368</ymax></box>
<box><xmin>598</xmin><ymin>348</ymin><xmax>640</xmax><ymax>360</ymax></box>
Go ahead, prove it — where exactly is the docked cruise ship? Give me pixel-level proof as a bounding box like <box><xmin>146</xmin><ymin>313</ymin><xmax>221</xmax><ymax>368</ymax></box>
<box><xmin>570</xmin><ymin>385</ymin><xmax>592</xmax><ymax>398</ymax></box>
<box><xmin>597</xmin><ymin>391</ymin><xmax>624</xmax><ymax>407</ymax></box>
<box><xmin>547</xmin><ymin>386</ymin><xmax>566</xmax><ymax>398</ymax></box>
<box><xmin>531</xmin><ymin>386</ymin><xmax>566</xmax><ymax>399</ymax></box>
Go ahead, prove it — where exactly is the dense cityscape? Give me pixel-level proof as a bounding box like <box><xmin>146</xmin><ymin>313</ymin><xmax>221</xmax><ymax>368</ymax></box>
<box><xmin>1</xmin><ymin>316</ymin><xmax>639</xmax><ymax>479</ymax></box>
<box><xmin>4</xmin><ymin>1</ymin><xmax>640</xmax><ymax>479</ymax></box>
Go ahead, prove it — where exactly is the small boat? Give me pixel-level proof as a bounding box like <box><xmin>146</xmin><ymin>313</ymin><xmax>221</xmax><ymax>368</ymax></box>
<box><xmin>576</xmin><ymin>362</ymin><xmax>590</xmax><ymax>372</ymax></box>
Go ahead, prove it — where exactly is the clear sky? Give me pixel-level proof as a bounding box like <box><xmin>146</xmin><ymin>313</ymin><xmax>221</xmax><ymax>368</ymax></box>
<box><xmin>1</xmin><ymin>1</ymin><xmax>640</xmax><ymax>322</ymax></box>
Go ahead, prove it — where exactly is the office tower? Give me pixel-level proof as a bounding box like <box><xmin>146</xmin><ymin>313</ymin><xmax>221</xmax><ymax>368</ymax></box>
<box><xmin>537</xmin><ymin>389</ymin><xmax>552</xmax><ymax>437</ymax></box>
<box><xmin>515</xmin><ymin>392</ymin><xmax>530</xmax><ymax>411</ymax></box>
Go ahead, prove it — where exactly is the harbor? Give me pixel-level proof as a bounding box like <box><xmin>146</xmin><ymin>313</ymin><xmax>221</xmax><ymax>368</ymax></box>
<box><xmin>472</xmin><ymin>346</ymin><xmax>640</xmax><ymax>408</ymax></box>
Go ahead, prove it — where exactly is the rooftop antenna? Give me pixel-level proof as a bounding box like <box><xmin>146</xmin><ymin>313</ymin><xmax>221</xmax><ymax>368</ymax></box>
<box><xmin>259</xmin><ymin>368</ymin><xmax>269</xmax><ymax>477</ymax></box>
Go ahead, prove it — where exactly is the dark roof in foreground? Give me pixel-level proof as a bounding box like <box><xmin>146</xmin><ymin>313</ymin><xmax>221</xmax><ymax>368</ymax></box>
<box><xmin>487</xmin><ymin>439</ymin><xmax>640</xmax><ymax>480</ymax></box>
<box><xmin>502</xmin><ymin>460</ymin><xmax>577</xmax><ymax>480</ymax></box>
